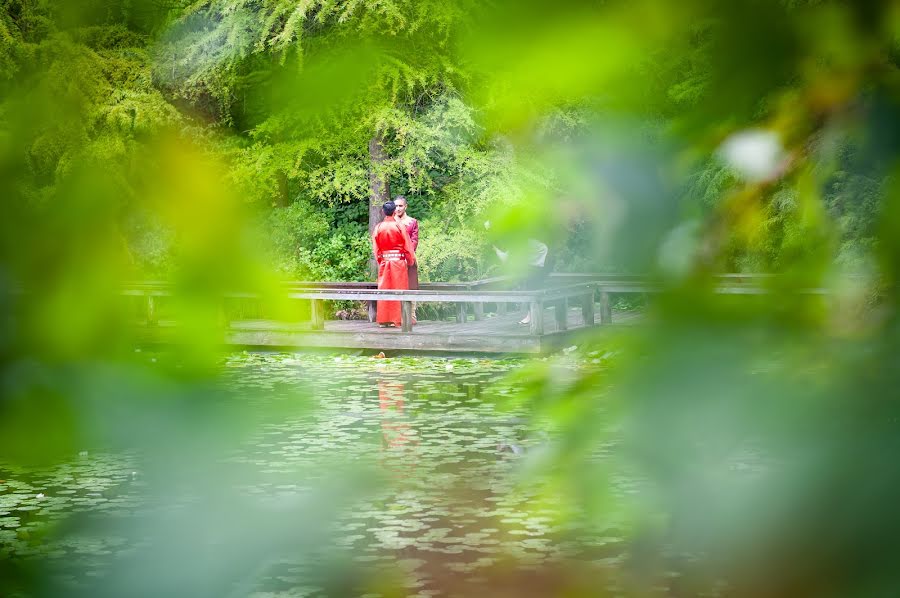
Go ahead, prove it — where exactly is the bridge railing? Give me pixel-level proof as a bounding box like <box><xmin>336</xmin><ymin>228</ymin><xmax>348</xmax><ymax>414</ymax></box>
<box><xmin>123</xmin><ymin>274</ymin><xmax>829</xmax><ymax>336</ymax></box>
<box><xmin>123</xmin><ymin>280</ymin><xmax>602</xmax><ymax>335</ymax></box>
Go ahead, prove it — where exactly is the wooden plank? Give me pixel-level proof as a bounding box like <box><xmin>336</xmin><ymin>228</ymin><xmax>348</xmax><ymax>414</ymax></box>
<box><xmin>311</xmin><ymin>299</ymin><xmax>325</xmax><ymax>330</ymax></box>
<box><xmin>127</xmin><ymin>283</ymin><xmax>649</xmax><ymax>304</ymax></box>
<box><xmin>124</xmin><ymin>287</ymin><xmax>601</xmax><ymax>300</ymax></box>
<box><xmin>554</xmin><ymin>298</ymin><xmax>568</xmax><ymax>332</ymax></box>
<box><xmin>222</xmin><ymin>329</ymin><xmax>542</xmax><ymax>353</ymax></box>
<box><xmin>539</xmin><ymin>324</ymin><xmax>625</xmax><ymax>353</ymax></box>
<box><xmin>124</xmin><ymin>287</ymin><xmax>544</xmax><ymax>303</ymax></box>
<box><xmin>473</xmin><ymin>302</ymin><xmax>484</xmax><ymax>321</ymax></box>
<box><xmin>229</xmin><ymin>313</ymin><xmax>539</xmax><ymax>337</ymax></box>
<box><xmin>456</xmin><ymin>302</ymin><xmax>467</xmax><ymax>323</ymax></box>
<box><xmin>529</xmin><ymin>301</ymin><xmax>544</xmax><ymax>335</ymax></box>
<box><xmin>460</xmin><ymin>320</ymin><xmax>492</xmax><ymax>334</ymax></box>
<box><xmin>146</xmin><ymin>295</ymin><xmax>157</xmax><ymax>326</ymax></box>
<box><xmin>280</xmin><ymin>280</ymin><xmax>475</xmax><ymax>291</ymax></box>
<box><xmin>401</xmin><ymin>301</ymin><xmax>413</xmax><ymax>332</ymax></box>
<box><xmin>123</xmin><ymin>289</ymin><xmax>170</xmax><ymax>296</ymax></box>
<box><xmin>137</xmin><ymin>310</ymin><xmax>646</xmax><ymax>354</ymax></box>
<box><xmin>123</xmin><ymin>274</ymin><xmax>833</xmax><ymax>300</ymax></box>
<box><xmin>497</xmin><ymin>302</ymin><xmax>508</xmax><ymax>315</ymax></box>
<box><xmin>288</xmin><ymin>290</ymin><xmax>541</xmax><ymax>302</ymax></box>
<box><xmin>599</xmin><ymin>291</ymin><xmax>612</xmax><ymax>325</ymax></box>
<box><xmin>581</xmin><ymin>293</ymin><xmax>595</xmax><ymax>328</ymax></box>
<box><xmin>127</xmin><ymin>285</ymin><xmax>603</xmax><ymax>303</ymax></box>
<box><xmin>230</xmin><ymin>320</ymin><xmax>314</xmax><ymax>331</ymax></box>
<box><xmin>152</xmin><ymin>307</ymin><xmax>603</xmax><ymax>338</ymax></box>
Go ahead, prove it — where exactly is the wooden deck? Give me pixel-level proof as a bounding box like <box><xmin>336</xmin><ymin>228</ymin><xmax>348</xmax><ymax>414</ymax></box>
<box><xmin>129</xmin><ymin>272</ymin><xmax>813</xmax><ymax>354</ymax></box>
<box><xmin>141</xmin><ymin>305</ymin><xmax>641</xmax><ymax>354</ymax></box>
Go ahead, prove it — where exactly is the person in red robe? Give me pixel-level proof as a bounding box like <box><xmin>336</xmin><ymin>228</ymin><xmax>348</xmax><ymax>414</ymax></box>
<box><xmin>394</xmin><ymin>195</ymin><xmax>419</xmax><ymax>323</ymax></box>
<box><xmin>393</xmin><ymin>195</ymin><xmax>419</xmax><ymax>288</ymax></box>
<box><xmin>372</xmin><ymin>200</ymin><xmax>417</xmax><ymax>327</ymax></box>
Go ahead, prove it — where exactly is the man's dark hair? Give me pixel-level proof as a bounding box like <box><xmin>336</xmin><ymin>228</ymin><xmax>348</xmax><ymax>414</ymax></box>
<box><xmin>382</xmin><ymin>201</ymin><xmax>396</xmax><ymax>216</ymax></box>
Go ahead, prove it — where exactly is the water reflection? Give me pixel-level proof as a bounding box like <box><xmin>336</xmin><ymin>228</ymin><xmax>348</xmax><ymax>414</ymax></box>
<box><xmin>377</xmin><ymin>379</ymin><xmax>419</xmax><ymax>479</ymax></box>
<box><xmin>2</xmin><ymin>354</ymin><xmax>612</xmax><ymax>596</ymax></box>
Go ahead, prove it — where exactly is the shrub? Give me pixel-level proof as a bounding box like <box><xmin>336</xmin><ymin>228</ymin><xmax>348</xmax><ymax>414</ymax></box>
<box><xmin>301</xmin><ymin>225</ymin><xmax>372</xmax><ymax>281</ymax></box>
<box><xmin>266</xmin><ymin>200</ymin><xmax>369</xmax><ymax>282</ymax></box>
<box><xmin>267</xmin><ymin>200</ymin><xmax>330</xmax><ymax>259</ymax></box>
<box><xmin>416</xmin><ymin>224</ymin><xmax>487</xmax><ymax>283</ymax></box>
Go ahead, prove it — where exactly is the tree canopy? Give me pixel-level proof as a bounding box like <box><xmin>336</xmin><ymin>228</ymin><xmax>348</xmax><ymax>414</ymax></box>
<box><xmin>3</xmin><ymin>1</ymin><xmax>900</xmax><ymax>595</ymax></box>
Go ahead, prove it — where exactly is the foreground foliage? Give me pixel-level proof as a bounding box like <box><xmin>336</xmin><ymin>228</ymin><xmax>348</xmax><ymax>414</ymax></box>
<box><xmin>2</xmin><ymin>0</ymin><xmax>900</xmax><ymax>596</ymax></box>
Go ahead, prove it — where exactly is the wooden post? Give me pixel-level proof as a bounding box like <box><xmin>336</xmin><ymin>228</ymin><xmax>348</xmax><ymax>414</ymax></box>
<box><xmin>368</xmin><ymin>300</ymin><xmax>377</xmax><ymax>322</ymax></box>
<box><xmin>456</xmin><ymin>302</ymin><xmax>467</xmax><ymax>323</ymax></box>
<box><xmin>467</xmin><ymin>284</ymin><xmax>481</xmax><ymax>322</ymax></box>
<box><xmin>554</xmin><ymin>298</ymin><xmax>568</xmax><ymax>331</ymax></box>
<box><xmin>529</xmin><ymin>301</ymin><xmax>544</xmax><ymax>335</ymax></box>
<box><xmin>581</xmin><ymin>292</ymin><xmax>595</xmax><ymax>327</ymax></box>
<box><xmin>401</xmin><ymin>301</ymin><xmax>413</xmax><ymax>332</ymax></box>
<box><xmin>311</xmin><ymin>299</ymin><xmax>325</xmax><ymax>330</ymax></box>
<box><xmin>218</xmin><ymin>298</ymin><xmax>228</xmax><ymax>328</ymax></box>
<box><xmin>146</xmin><ymin>294</ymin><xmax>157</xmax><ymax>327</ymax></box>
<box><xmin>497</xmin><ymin>302</ymin><xmax>508</xmax><ymax>316</ymax></box>
<box><xmin>599</xmin><ymin>290</ymin><xmax>612</xmax><ymax>325</ymax></box>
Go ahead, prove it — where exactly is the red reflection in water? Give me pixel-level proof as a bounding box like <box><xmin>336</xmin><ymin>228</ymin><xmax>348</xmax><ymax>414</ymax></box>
<box><xmin>378</xmin><ymin>379</ymin><xmax>419</xmax><ymax>478</ymax></box>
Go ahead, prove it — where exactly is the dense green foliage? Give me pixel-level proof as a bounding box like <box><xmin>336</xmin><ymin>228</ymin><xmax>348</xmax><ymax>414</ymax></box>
<box><xmin>3</xmin><ymin>0</ymin><xmax>886</xmax><ymax>282</ymax></box>
<box><xmin>4</xmin><ymin>0</ymin><xmax>900</xmax><ymax>596</ymax></box>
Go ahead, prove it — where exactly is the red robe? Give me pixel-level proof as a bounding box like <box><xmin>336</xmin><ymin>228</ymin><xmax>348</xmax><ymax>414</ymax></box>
<box><xmin>372</xmin><ymin>216</ymin><xmax>417</xmax><ymax>326</ymax></box>
<box><xmin>378</xmin><ymin>380</ymin><xmax>418</xmax><ymax>478</ymax></box>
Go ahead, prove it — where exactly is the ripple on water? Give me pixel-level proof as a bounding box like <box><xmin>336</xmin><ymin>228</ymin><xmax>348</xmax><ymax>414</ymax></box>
<box><xmin>2</xmin><ymin>352</ymin><xmax>619</xmax><ymax>595</ymax></box>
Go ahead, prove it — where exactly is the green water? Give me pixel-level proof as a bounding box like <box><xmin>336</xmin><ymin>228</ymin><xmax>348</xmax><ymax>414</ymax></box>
<box><xmin>1</xmin><ymin>352</ymin><xmax>622</xmax><ymax>596</ymax></box>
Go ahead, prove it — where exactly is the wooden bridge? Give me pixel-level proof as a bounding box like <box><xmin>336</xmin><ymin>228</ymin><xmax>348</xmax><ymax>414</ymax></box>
<box><xmin>125</xmin><ymin>274</ymin><xmax>823</xmax><ymax>354</ymax></box>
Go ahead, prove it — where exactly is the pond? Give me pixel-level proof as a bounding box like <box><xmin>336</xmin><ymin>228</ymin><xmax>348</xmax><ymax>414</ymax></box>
<box><xmin>1</xmin><ymin>352</ymin><xmax>627</xmax><ymax>597</ymax></box>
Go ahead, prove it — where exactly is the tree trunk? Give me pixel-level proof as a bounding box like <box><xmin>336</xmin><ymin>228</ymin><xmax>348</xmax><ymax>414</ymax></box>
<box><xmin>368</xmin><ymin>131</ymin><xmax>390</xmax><ymax>277</ymax></box>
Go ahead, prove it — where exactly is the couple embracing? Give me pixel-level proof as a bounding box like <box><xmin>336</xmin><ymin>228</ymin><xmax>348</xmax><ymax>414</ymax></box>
<box><xmin>372</xmin><ymin>196</ymin><xmax>419</xmax><ymax>328</ymax></box>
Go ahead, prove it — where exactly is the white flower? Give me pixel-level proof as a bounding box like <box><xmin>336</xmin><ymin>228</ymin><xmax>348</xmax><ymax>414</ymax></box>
<box><xmin>718</xmin><ymin>129</ymin><xmax>787</xmax><ymax>182</ymax></box>
<box><xmin>658</xmin><ymin>220</ymin><xmax>701</xmax><ymax>277</ymax></box>
<box><xmin>36</xmin><ymin>493</ymin><xmax>45</xmax><ymax>499</ymax></box>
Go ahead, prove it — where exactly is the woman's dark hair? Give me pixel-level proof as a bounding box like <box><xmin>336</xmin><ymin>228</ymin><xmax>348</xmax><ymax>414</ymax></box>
<box><xmin>382</xmin><ymin>201</ymin><xmax>396</xmax><ymax>216</ymax></box>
